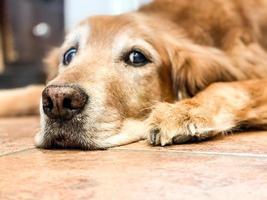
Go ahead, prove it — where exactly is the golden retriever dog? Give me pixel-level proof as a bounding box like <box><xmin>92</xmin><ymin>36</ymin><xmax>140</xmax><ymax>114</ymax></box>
<box><xmin>1</xmin><ymin>0</ymin><xmax>267</xmax><ymax>149</ymax></box>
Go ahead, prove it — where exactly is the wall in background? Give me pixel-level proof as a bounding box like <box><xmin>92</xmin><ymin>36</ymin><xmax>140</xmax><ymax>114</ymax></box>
<box><xmin>0</xmin><ymin>29</ymin><xmax>3</xmax><ymax>73</ymax></box>
<box><xmin>64</xmin><ymin>0</ymin><xmax>152</xmax><ymax>30</ymax></box>
<box><xmin>0</xmin><ymin>0</ymin><xmax>64</xmax><ymax>88</ymax></box>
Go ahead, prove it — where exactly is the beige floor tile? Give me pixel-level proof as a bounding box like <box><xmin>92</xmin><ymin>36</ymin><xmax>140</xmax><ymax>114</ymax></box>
<box><xmin>0</xmin><ymin>149</ymin><xmax>266</xmax><ymax>200</ymax></box>
<box><xmin>0</xmin><ymin>117</ymin><xmax>39</xmax><ymax>156</ymax></box>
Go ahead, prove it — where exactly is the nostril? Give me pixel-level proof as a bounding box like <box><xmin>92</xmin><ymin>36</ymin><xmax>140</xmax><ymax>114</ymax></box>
<box><xmin>43</xmin><ymin>96</ymin><xmax>53</xmax><ymax>110</ymax></box>
<box><xmin>63</xmin><ymin>98</ymin><xmax>72</xmax><ymax>109</ymax></box>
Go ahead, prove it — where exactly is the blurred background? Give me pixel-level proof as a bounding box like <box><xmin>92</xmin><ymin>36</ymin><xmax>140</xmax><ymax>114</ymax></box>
<box><xmin>0</xmin><ymin>0</ymin><xmax>151</xmax><ymax>88</ymax></box>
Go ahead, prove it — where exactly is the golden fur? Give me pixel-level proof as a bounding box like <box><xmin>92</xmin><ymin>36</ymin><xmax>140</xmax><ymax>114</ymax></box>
<box><xmin>1</xmin><ymin>0</ymin><xmax>267</xmax><ymax>149</ymax></box>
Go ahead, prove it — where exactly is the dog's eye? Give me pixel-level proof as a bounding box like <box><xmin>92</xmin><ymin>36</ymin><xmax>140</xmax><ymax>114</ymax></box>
<box><xmin>126</xmin><ymin>50</ymin><xmax>149</xmax><ymax>67</ymax></box>
<box><xmin>63</xmin><ymin>47</ymin><xmax>77</xmax><ymax>65</ymax></box>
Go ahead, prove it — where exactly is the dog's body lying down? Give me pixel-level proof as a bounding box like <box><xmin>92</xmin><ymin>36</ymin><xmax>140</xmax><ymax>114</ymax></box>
<box><xmin>1</xmin><ymin>0</ymin><xmax>267</xmax><ymax>149</ymax></box>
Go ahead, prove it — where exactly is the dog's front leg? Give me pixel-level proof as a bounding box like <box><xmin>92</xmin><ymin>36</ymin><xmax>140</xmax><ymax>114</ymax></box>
<box><xmin>146</xmin><ymin>80</ymin><xmax>267</xmax><ymax>146</ymax></box>
<box><xmin>0</xmin><ymin>85</ymin><xmax>44</xmax><ymax>117</ymax></box>
<box><xmin>102</xmin><ymin>119</ymin><xmax>147</xmax><ymax>148</ymax></box>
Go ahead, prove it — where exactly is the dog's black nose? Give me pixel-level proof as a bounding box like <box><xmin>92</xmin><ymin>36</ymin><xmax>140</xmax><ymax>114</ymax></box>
<box><xmin>42</xmin><ymin>85</ymin><xmax>88</xmax><ymax>120</ymax></box>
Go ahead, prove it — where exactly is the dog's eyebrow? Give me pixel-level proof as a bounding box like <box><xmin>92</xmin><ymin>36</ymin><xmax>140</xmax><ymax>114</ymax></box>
<box><xmin>64</xmin><ymin>25</ymin><xmax>90</xmax><ymax>50</ymax></box>
<box><xmin>112</xmin><ymin>32</ymin><xmax>161</xmax><ymax>64</ymax></box>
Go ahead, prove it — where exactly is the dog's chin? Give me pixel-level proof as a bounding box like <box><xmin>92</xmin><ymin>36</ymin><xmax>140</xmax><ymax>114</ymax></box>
<box><xmin>35</xmin><ymin>114</ymin><xmax>109</xmax><ymax>150</ymax></box>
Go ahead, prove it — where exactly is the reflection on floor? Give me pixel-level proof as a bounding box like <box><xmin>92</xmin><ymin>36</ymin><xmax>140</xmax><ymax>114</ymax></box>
<box><xmin>0</xmin><ymin>117</ymin><xmax>267</xmax><ymax>199</ymax></box>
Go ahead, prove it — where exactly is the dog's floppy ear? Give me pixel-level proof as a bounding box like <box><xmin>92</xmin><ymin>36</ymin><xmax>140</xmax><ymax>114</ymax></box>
<box><xmin>169</xmin><ymin>41</ymin><xmax>244</xmax><ymax>99</ymax></box>
<box><xmin>43</xmin><ymin>48</ymin><xmax>60</xmax><ymax>82</ymax></box>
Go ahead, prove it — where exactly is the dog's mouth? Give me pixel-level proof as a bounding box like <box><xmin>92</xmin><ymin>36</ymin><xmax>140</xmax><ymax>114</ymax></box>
<box><xmin>35</xmin><ymin>114</ymin><xmax>109</xmax><ymax>150</ymax></box>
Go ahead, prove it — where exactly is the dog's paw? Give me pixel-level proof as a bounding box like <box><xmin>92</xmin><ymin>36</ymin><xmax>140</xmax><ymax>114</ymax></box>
<box><xmin>146</xmin><ymin>101</ymin><xmax>216</xmax><ymax>146</ymax></box>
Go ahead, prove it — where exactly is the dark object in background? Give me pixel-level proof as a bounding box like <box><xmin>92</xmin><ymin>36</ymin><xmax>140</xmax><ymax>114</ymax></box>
<box><xmin>0</xmin><ymin>0</ymin><xmax>64</xmax><ymax>88</ymax></box>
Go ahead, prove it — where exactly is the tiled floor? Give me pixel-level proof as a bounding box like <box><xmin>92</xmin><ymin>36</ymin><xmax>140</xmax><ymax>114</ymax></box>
<box><xmin>0</xmin><ymin>117</ymin><xmax>267</xmax><ymax>200</ymax></box>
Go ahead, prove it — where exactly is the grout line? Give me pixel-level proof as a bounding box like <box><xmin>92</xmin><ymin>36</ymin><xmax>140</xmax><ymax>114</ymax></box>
<box><xmin>111</xmin><ymin>148</ymin><xmax>267</xmax><ymax>159</ymax></box>
<box><xmin>169</xmin><ymin>150</ymin><xmax>267</xmax><ymax>158</ymax></box>
<box><xmin>0</xmin><ymin>147</ymin><xmax>36</xmax><ymax>158</ymax></box>
<box><xmin>1</xmin><ymin>146</ymin><xmax>267</xmax><ymax>159</ymax></box>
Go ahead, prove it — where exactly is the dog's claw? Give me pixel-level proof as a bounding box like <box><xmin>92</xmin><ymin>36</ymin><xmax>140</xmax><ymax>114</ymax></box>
<box><xmin>150</xmin><ymin>128</ymin><xmax>160</xmax><ymax>145</ymax></box>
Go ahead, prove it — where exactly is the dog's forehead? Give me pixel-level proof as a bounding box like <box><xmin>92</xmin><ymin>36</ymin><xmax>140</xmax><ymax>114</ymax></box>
<box><xmin>64</xmin><ymin>15</ymin><xmax>139</xmax><ymax>48</ymax></box>
<box><xmin>89</xmin><ymin>15</ymin><xmax>138</xmax><ymax>45</ymax></box>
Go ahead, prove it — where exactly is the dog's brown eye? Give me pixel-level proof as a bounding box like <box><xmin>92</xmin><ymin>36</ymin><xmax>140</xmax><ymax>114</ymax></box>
<box><xmin>126</xmin><ymin>50</ymin><xmax>149</xmax><ymax>67</ymax></box>
<box><xmin>63</xmin><ymin>47</ymin><xmax>77</xmax><ymax>65</ymax></box>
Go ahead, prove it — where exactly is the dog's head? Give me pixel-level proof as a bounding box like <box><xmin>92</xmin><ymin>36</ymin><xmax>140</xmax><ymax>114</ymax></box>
<box><xmin>35</xmin><ymin>13</ymin><xmax>240</xmax><ymax>150</ymax></box>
